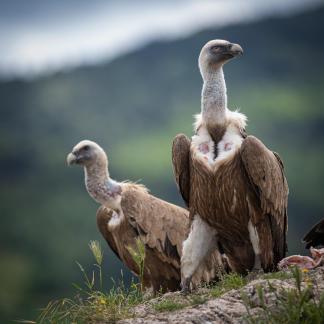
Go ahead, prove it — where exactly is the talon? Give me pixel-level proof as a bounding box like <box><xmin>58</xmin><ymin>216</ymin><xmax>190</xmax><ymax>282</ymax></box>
<box><xmin>246</xmin><ymin>268</ymin><xmax>264</xmax><ymax>281</ymax></box>
<box><xmin>181</xmin><ymin>286</ymin><xmax>190</xmax><ymax>295</ymax></box>
<box><xmin>181</xmin><ymin>277</ymin><xmax>192</xmax><ymax>294</ymax></box>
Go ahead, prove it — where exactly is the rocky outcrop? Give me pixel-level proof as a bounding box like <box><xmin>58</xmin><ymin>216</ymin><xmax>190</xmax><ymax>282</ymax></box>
<box><xmin>118</xmin><ymin>266</ymin><xmax>324</xmax><ymax>324</ymax></box>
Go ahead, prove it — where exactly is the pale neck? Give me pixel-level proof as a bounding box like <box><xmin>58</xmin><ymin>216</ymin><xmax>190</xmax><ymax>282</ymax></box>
<box><xmin>84</xmin><ymin>161</ymin><xmax>122</xmax><ymax>211</ymax></box>
<box><xmin>201</xmin><ymin>67</ymin><xmax>227</xmax><ymax>125</ymax></box>
<box><xmin>84</xmin><ymin>160</ymin><xmax>110</xmax><ymax>186</ymax></box>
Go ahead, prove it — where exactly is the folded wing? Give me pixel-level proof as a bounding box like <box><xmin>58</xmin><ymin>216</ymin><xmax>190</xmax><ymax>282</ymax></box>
<box><xmin>172</xmin><ymin>134</ymin><xmax>191</xmax><ymax>207</ymax></box>
<box><xmin>240</xmin><ymin>135</ymin><xmax>289</xmax><ymax>264</ymax></box>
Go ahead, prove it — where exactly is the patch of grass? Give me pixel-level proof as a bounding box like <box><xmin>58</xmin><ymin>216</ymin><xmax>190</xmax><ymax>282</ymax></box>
<box><xmin>190</xmin><ymin>295</ymin><xmax>207</xmax><ymax>306</ymax></box>
<box><xmin>243</xmin><ymin>267</ymin><xmax>324</xmax><ymax>324</ymax></box>
<box><xmin>37</xmin><ymin>285</ymin><xmax>143</xmax><ymax>323</ymax></box>
<box><xmin>261</xmin><ymin>270</ymin><xmax>293</xmax><ymax>281</ymax></box>
<box><xmin>152</xmin><ymin>291</ymin><xmax>208</xmax><ymax>313</ymax></box>
<box><xmin>153</xmin><ymin>299</ymin><xmax>185</xmax><ymax>313</ymax></box>
<box><xmin>33</xmin><ymin>241</ymin><xmax>145</xmax><ymax>324</ymax></box>
<box><xmin>210</xmin><ymin>272</ymin><xmax>247</xmax><ymax>298</ymax></box>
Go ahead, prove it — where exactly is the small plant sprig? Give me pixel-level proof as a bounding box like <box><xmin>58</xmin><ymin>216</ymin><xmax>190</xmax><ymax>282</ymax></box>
<box><xmin>126</xmin><ymin>237</ymin><xmax>146</xmax><ymax>292</ymax></box>
<box><xmin>89</xmin><ymin>240</ymin><xmax>104</xmax><ymax>289</ymax></box>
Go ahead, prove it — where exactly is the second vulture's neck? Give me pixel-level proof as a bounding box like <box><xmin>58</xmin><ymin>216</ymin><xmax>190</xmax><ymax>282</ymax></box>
<box><xmin>201</xmin><ymin>67</ymin><xmax>227</xmax><ymax>126</ymax></box>
<box><xmin>84</xmin><ymin>160</ymin><xmax>121</xmax><ymax>206</ymax></box>
<box><xmin>85</xmin><ymin>162</ymin><xmax>123</xmax><ymax>216</ymax></box>
<box><xmin>84</xmin><ymin>163</ymin><xmax>121</xmax><ymax>196</ymax></box>
<box><xmin>84</xmin><ymin>160</ymin><xmax>109</xmax><ymax>186</ymax></box>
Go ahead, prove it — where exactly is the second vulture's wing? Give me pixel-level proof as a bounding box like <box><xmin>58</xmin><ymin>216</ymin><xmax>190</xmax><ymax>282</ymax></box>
<box><xmin>96</xmin><ymin>207</ymin><xmax>122</xmax><ymax>261</ymax></box>
<box><xmin>121</xmin><ymin>184</ymin><xmax>224</xmax><ymax>287</ymax></box>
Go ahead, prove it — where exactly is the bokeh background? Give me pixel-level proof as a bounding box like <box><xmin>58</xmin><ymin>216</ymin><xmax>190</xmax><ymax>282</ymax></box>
<box><xmin>1</xmin><ymin>0</ymin><xmax>324</xmax><ymax>321</ymax></box>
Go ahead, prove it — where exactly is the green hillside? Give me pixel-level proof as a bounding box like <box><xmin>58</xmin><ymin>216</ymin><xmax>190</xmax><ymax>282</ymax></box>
<box><xmin>0</xmin><ymin>6</ymin><xmax>324</xmax><ymax>322</ymax></box>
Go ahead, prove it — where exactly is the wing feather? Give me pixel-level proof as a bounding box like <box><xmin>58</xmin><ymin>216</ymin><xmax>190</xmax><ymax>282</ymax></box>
<box><xmin>303</xmin><ymin>219</ymin><xmax>324</xmax><ymax>249</ymax></box>
<box><xmin>121</xmin><ymin>184</ymin><xmax>189</xmax><ymax>268</ymax></box>
<box><xmin>240</xmin><ymin>136</ymin><xmax>289</xmax><ymax>261</ymax></box>
<box><xmin>96</xmin><ymin>206</ymin><xmax>121</xmax><ymax>261</ymax></box>
<box><xmin>172</xmin><ymin>134</ymin><xmax>191</xmax><ymax>206</ymax></box>
<box><xmin>121</xmin><ymin>184</ymin><xmax>225</xmax><ymax>284</ymax></box>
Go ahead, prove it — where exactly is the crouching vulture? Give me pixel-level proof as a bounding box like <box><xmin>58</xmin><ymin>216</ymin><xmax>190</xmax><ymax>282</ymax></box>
<box><xmin>67</xmin><ymin>140</ymin><xmax>224</xmax><ymax>292</ymax></box>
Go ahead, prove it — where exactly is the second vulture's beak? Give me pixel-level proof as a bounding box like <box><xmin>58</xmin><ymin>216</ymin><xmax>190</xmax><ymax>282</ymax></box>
<box><xmin>67</xmin><ymin>152</ymin><xmax>77</xmax><ymax>166</ymax></box>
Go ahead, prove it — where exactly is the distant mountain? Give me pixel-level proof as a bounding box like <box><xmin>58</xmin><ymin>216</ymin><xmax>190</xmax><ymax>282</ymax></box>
<box><xmin>0</xmin><ymin>6</ymin><xmax>323</xmax><ymax>322</ymax></box>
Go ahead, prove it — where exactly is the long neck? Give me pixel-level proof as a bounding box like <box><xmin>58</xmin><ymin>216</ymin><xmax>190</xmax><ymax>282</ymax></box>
<box><xmin>84</xmin><ymin>160</ymin><xmax>122</xmax><ymax>211</ymax></box>
<box><xmin>201</xmin><ymin>67</ymin><xmax>227</xmax><ymax>125</ymax></box>
<box><xmin>84</xmin><ymin>159</ymin><xmax>109</xmax><ymax>186</ymax></box>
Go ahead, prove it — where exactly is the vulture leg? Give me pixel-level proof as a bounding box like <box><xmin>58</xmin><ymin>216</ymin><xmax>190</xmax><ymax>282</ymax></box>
<box><xmin>248</xmin><ymin>220</ymin><xmax>263</xmax><ymax>272</ymax></box>
<box><xmin>181</xmin><ymin>214</ymin><xmax>217</xmax><ymax>293</ymax></box>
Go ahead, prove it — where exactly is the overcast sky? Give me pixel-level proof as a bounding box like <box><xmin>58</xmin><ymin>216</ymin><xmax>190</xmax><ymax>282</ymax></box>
<box><xmin>0</xmin><ymin>0</ymin><xmax>322</xmax><ymax>79</ymax></box>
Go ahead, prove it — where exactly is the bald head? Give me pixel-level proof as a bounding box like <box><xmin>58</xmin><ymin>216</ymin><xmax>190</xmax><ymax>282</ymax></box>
<box><xmin>67</xmin><ymin>140</ymin><xmax>107</xmax><ymax>167</ymax></box>
<box><xmin>199</xmin><ymin>39</ymin><xmax>243</xmax><ymax>79</ymax></box>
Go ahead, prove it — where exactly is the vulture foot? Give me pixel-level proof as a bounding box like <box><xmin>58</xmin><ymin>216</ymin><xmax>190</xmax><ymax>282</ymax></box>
<box><xmin>181</xmin><ymin>277</ymin><xmax>192</xmax><ymax>295</ymax></box>
<box><xmin>245</xmin><ymin>253</ymin><xmax>264</xmax><ymax>281</ymax></box>
<box><xmin>246</xmin><ymin>269</ymin><xmax>264</xmax><ymax>281</ymax></box>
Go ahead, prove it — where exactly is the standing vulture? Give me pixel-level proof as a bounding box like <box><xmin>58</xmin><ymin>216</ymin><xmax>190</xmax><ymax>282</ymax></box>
<box><xmin>303</xmin><ymin>219</ymin><xmax>324</xmax><ymax>249</ymax></box>
<box><xmin>172</xmin><ymin>40</ymin><xmax>289</xmax><ymax>291</ymax></box>
<box><xmin>67</xmin><ymin>140</ymin><xmax>223</xmax><ymax>292</ymax></box>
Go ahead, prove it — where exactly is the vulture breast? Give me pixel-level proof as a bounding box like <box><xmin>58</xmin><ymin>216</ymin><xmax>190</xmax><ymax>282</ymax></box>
<box><xmin>189</xmin><ymin>128</ymin><xmax>277</xmax><ymax>273</ymax></box>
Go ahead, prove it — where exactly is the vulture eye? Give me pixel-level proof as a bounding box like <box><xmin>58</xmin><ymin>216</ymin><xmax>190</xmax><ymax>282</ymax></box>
<box><xmin>83</xmin><ymin>145</ymin><xmax>90</xmax><ymax>151</ymax></box>
<box><xmin>210</xmin><ymin>45</ymin><xmax>222</xmax><ymax>53</ymax></box>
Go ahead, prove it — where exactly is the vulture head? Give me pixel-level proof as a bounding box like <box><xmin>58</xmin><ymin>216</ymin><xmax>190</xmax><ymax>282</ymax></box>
<box><xmin>67</xmin><ymin>140</ymin><xmax>107</xmax><ymax>168</ymax></box>
<box><xmin>199</xmin><ymin>39</ymin><xmax>243</xmax><ymax>79</ymax></box>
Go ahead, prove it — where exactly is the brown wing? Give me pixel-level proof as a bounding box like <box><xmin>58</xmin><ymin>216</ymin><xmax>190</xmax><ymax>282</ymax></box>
<box><xmin>96</xmin><ymin>207</ymin><xmax>121</xmax><ymax>260</ymax></box>
<box><xmin>121</xmin><ymin>184</ymin><xmax>189</xmax><ymax>268</ymax></box>
<box><xmin>303</xmin><ymin>219</ymin><xmax>324</xmax><ymax>249</ymax></box>
<box><xmin>240</xmin><ymin>136</ymin><xmax>289</xmax><ymax>263</ymax></box>
<box><xmin>172</xmin><ymin>134</ymin><xmax>191</xmax><ymax>206</ymax></box>
<box><xmin>97</xmin><ymin>205</ymin><xmax>159</xmax><ymax>290</ymax></box>
<box><xmin>121</xmin><ymin>184</ymin><xmax>224</xmax><ymax>287</ymax></box>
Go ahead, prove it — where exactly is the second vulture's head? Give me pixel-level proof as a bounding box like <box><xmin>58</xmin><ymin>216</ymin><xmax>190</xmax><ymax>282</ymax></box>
<box><xmin>67</xmin><ymin>140</ymin><xmax>108</xmax><ymax>168</ymax></box>
<box><xmin>199</xmin><ymin>39</ymin><xmax>243</xmax><ymax>79</ymax></box>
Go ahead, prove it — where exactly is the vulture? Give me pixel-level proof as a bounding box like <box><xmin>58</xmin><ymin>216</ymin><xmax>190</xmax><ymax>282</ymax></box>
<box><xmin>172</xmin><ymin>40</ymin><xmax>289</xmax><ymax>292</ymax></box>
<box><xmin>67</xmin><ymin>140</ymin><xmax>223</xmax><ymax>292</ymax></box>
<box><xmin>303</xmin><ymin>219</ymin><xmax>324</xmax><ymax>249</ymax></box>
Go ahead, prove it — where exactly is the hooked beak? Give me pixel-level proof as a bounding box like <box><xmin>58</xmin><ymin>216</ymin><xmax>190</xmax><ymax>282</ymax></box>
<box><xmin>225</xmin><ymin>43</ymin><xmax>243</xmax><ymax>57</ymax></box>
<box><xmin>67</xmin><ymin>152</ymin><xmax>77</xmax><ymax>166</ymax></box>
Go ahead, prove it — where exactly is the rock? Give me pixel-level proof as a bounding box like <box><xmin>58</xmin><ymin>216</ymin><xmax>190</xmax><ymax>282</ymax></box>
<box><xmin>118</xmin><ymin>266</ymin><xmax>324</xmax><ymax>324</ymax></box>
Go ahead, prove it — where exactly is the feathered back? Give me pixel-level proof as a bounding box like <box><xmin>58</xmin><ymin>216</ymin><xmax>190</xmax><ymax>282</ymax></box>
<box><xmin>97</xmin><ymin>183</ymin><xmax>225</xmax><ymax>291</ymax></box>
<box><xmin>121</xmin><ymin>183</ymin><xmax>188</xmax><ymax>265</ymax></box>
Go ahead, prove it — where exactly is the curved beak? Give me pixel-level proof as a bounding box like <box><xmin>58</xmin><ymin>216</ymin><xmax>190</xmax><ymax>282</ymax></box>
<box><xmin>228</xmin><ymin>43</ymin><xmax>243</xmax><ymax>57</ymax></box>
<box><xmin>67</xmin><ymin>152</ymin><xmax>77</xmax><ymax>166</ymax></box>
